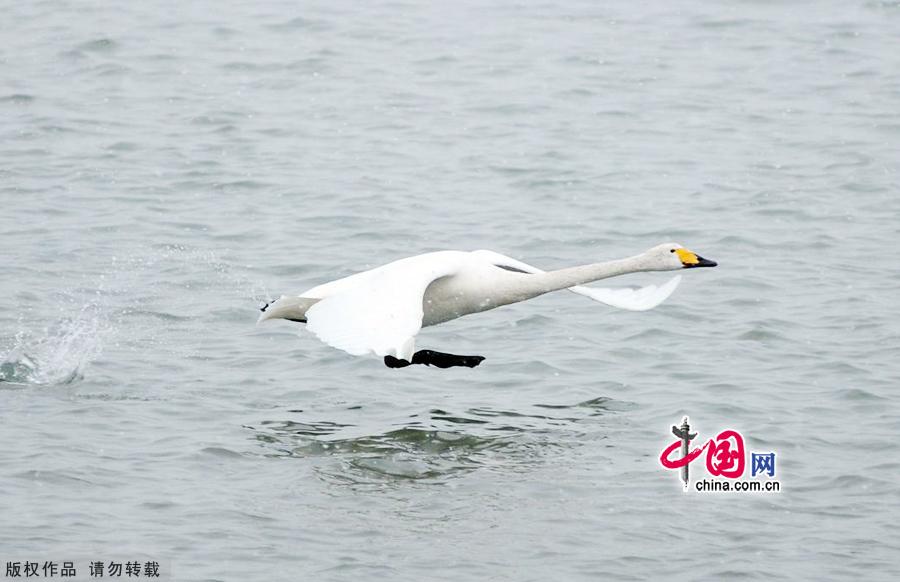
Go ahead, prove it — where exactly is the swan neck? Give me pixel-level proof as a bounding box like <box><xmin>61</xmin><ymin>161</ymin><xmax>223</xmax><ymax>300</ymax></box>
<box><xmin>510</xmin><ymin>255</ymin><xmax>649</xmax><ymax>300</ymax></box>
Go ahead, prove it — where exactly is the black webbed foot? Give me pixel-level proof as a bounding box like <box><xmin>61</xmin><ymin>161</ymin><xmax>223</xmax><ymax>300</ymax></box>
<box><xmin>384</xmin><ymin>350</ymin><xmax>485</xmax><ymax>369</ymax></box>
<box><xmin>413</xmin><ymin>349</ymin><xmax>485</xmax><ymax>368</ymax></box>
<box><xmin>384</xmin><ymin>355</ymin><xmax>412</xmax><ymax>368</ymax></box>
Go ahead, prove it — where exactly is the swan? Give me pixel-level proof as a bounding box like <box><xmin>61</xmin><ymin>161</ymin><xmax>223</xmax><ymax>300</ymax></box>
<box><xmin>257</xmin><ymin>243</ymin><xmax>716</xmax><ymax>368</ymax></box>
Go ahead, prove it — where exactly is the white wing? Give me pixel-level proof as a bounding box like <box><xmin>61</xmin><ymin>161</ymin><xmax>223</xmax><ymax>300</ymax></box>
<box><xmin>304</xmin><ymin>252</ymin><xmax>465</xmax><ymax>359</ymax></box>
<box><xmin>471</xmin><ymin>250</ymin><xmax>681</xmax><ymax>312</ymax></box>
<box><xmin>566</xmin><ymin>276</ymin><xmax>681</xmax><ymax>311</ymax></box>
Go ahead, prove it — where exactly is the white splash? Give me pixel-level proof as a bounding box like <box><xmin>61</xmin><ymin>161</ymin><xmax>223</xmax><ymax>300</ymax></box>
<box><xmin>0</xmin><ymin>245</ymin><xmax>271</xmax><ymax>386</ymax></box>
<box><xmin>0</xmin><ymin>303</ymin><xmax>109</xmax><ymax>386</ymax></box>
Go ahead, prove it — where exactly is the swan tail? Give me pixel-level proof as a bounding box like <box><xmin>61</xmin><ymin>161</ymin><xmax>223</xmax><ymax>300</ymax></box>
<box><xmin>257</xmin><ymin>296</ymin><xmax>318</xmax><ymax>324</ymax></box>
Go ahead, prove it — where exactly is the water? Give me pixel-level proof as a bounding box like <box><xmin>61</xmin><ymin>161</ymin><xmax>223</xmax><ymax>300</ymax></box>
<box><xmin>2</xmin><ymin>0</ymin><xmax>899</xmax><ymax>580</ymax></box>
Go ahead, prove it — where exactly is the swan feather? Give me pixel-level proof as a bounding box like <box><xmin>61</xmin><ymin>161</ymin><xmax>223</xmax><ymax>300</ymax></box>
<box><xmin>304</xmin><ymin>252</ymin><xmax>465</xmax><ymax>359</ymax></box>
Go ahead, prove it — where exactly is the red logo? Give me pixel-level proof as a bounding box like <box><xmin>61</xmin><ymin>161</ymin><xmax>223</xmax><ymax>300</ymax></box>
<box><xmin>659</xmin><ymin>416</ymin><xmax>779</xmax><ymax>492</ymax></box>
<box><xmin>660</xmin><ymin>429</ymin><xmax>745</xmax><ymax>478</ymax></box>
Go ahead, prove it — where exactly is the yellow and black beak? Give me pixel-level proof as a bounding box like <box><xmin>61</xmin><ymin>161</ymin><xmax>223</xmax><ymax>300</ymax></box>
<box><xmin>675</xmin><ymin>248</ymin><xmax>717</xmax><ymax>269</ymax></box>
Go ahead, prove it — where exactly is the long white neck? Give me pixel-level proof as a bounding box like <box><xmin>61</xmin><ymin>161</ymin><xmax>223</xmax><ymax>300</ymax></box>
<box><xmin>497</xmin><ymin>253</ymin><xmax>659</xmax><ymax>304</ymax></box>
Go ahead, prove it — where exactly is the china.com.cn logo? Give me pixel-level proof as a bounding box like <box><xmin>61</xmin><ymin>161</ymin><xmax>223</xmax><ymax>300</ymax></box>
<box><xmin>659</xmin><ymin>417</ymin><xmax>781</xmax><ymax>493</ymax></box>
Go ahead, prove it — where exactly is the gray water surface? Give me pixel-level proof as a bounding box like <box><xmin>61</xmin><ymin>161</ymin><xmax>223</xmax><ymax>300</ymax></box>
<box><xmin>2</xmin><ymin>1</ymin><xmax>899</xmax><ymax>580</ymax></box>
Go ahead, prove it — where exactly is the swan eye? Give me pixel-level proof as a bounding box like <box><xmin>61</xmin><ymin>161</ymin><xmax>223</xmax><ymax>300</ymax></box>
<box><xmin>670</xmin><ymin>249</ymin><xmax>675</xmax><ymax>253</ymax></box>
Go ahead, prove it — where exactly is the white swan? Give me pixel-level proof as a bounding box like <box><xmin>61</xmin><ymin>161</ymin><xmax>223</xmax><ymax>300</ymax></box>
<box><xmin>258</xmin><ymin>243</ymin><xmax>716</xmax><ymax>368</ymax></box>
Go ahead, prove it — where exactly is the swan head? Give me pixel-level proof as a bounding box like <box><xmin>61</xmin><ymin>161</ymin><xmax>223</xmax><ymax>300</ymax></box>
<box><xmin>645</xmin><ymin>243</ymin><xmax>717</xmax><ymax>271</ymax></box>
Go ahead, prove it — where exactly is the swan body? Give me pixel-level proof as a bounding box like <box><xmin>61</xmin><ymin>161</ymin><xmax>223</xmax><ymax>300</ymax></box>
<box><xmin>258</xmin><ymin>243</ymin><xmax>716</xmax><ymax>368</ymax></box>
